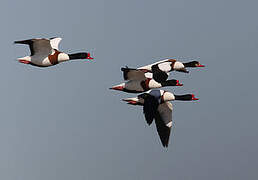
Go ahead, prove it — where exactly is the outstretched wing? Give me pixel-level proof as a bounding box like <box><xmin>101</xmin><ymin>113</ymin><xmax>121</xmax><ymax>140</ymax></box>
<box><xmin>139</xmin><ymin>93</ymin><xmax>159</xmax><ymax>125</ymax></box>
<box><xmin>151</xmin><ymin>64</ymin><xmax>169</xmax><ymax>83</ymax></box>
<box><xmin>121</xmin><ymin>67</ymin><xmax>148</xmax><ymax>81</ymax></box>
<box><xmin>14</xmin><ymin>38</ymin><xmax>52</xmax><ymax>56</ymax></box>
<box><xmin>137</xmin><ymin>59</ymin><xmax>171</xmax><ymax>70</ymax></box>
<box><xmin>50</xmin><ymin>37</ymin><xmax>62</xmax><ymax>50</ymax></box>
<box><xmin>155</xmin><ymin>102</ymin><xmax>173</xmax><ymax>147</ymax></box>
<box><xmin>14</xmin><ymin>39</ymin><xmax>35</xmax><ymax>56</ymax></box>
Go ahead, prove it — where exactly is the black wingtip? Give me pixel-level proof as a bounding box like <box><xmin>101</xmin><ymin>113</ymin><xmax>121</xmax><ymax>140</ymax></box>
<box><xmin>14</xmin><ymin>40</ymin><xmax>32</xmax><ymax>45</ymax></box>
<box><xmin>121</xmin><ymin>66</ymin><xmax>131</xmax><ymax>80</ymax></box>
<box><xmin>162</xmin><ymin>143</ymin><xmax>169</xmax><ymax>148</ymax></box>
<box><xmin>121</xmin><ymin>66</ymin><xmax>130</xmax><ymax>71</ymax></box>
<box><xmin>14</xmin><ymin>40</ymin><xmax>22</xmax><ymax>44</ymax></box>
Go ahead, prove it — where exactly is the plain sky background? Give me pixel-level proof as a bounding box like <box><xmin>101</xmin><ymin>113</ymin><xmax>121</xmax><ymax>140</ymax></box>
<box><xmin>0</xmin><ymin>0</ymin><xmax>258</xmax><ymax>179</ymax></box>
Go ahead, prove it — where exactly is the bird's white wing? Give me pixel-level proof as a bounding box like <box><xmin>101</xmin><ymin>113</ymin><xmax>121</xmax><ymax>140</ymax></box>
<box><xmin>50</xmin><ymin>37</ymin><xmax>62</xmax><ymax>50</ymax></box>
<box><xmin>155</xmin><ymin>102</ymin><xmax>173</xmax><ymax>147</ymax></box>
<box><xmin>121</xmin><ymin>67</ymin><xmax>148</xmax><ymax>81</ymax></box>
<box><xmin>137</xmin><ymin>59</ymin><xmax>170</xmax><ymax>70</ymax></box>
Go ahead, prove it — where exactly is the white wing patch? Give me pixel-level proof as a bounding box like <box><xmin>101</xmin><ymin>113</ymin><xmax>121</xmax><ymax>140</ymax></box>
<box><xmin>137</xmin><ymin>59</ymin><xmax>170</xmax><ymax>70</ymax></box>
<box><xmin>50</xmin><ymin>37</ymin><xmax>62</xmax><ymax>50</ymax></box>
<box><xmin>166</xmin><ymin>121</ymin><xmax>173</xmax><ymax>128</ymax></box>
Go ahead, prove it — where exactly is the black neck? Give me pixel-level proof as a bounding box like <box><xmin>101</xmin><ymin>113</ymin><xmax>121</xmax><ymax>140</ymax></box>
<box><xmin>183</xmin><ymin>61</ymin><xmax>198</xmax><ymax>67</ymax></box>
<box><xmin>161</xmin><ymin>79</ymin><xmax>178</xmax><ymax>87</ymax></box>
<box><xmin>174</xmin><ymin>94</ymin><xmax>193</xmax><ymax>101</ymax></box>
<box><xmin>68</xmin><ymin>53</ymin><xmax>88</xmax><ymax>60</ymax></box>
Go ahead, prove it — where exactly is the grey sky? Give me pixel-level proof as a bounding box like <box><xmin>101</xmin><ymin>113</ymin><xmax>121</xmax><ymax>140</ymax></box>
<box><xmin>1</xmin><ymin>0</ymin><xmax>258</xmax><ymax>179</ymax></box>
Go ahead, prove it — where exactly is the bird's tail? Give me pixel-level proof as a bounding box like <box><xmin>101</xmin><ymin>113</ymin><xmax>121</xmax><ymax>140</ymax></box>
<box><xmin>17</xmin><ymin>56</ymin><xmax>31</xmax><ymax>64</ymax></box>
<box><xmin>122</xmin><ymin>97</ymin><xmax>141</xmax><ymax>105</ymax></box>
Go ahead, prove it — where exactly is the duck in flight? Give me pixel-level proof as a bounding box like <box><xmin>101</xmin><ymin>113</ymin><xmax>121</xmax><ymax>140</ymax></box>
<box><xmin>122</xmin><ymin>89</ymin><xmax>199</xmax><ymax>147</ymax></box>
<box><xmin>110</xmin><ymin>67</ymin><xmax>183</xmax><ymax>93</ymax></box>
<box><xmin>110</xmin><ymin>65</ymin><xmax>183</xmax><ymax>93</ymax></box>
<box><xmin>110</xmin><ymin>78</ymin><xmax>183</xmax><ymax>93</ymax></box>
<box><xmin>14</xmin><ymin>37</ymin><xmax>93</xmax><ymax>67</ymax></box>
<box><xmin>122</xmin><ymin>59</ymin><xmax>205</xmax><ymax>83</ymax></box>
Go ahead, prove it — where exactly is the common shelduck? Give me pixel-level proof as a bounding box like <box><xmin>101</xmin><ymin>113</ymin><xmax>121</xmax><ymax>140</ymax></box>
<box><xmin>122</xmin><ymin>90</ymin><xmax>199</xmax><ymax>147</ymax></box>
<box><xmin>110</xmin><ymin>78</ymin><xmax>183</xmax><ymax>93</ymax></box>
<box><xmin>14</xmin><ymin>37</ymin><xmax>93</xmax><ymax>67</ymax></box>
<box><xmin>123</xmin><ymin>59</ymin><xmax>205</xmax><ymax>83</ymax></box>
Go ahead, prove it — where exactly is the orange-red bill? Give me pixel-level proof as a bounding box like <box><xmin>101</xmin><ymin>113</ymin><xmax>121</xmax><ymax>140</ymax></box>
<box><xmin>110</xmin><ymin>86</ymin><xmax>124</xmax><ymax>91</ymax></box>
<box><xmin>197</xmin><ymin>64</ymin><xmax>205</xmax><ymax>67</ymax></box>
<box><xmin>191</xmin><ymin>94</ymin><xmax>199</xmax><ymax>100</ymax></box>
<box><xmin>176</xmin><ymin>80</ymin><xmax>183</xmax><ymax>86</ymax></box>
